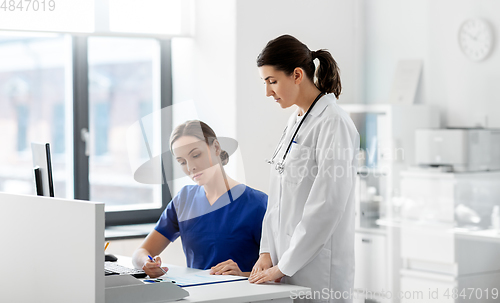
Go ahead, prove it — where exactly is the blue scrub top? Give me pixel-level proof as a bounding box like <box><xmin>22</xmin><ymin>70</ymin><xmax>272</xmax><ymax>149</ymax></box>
<box><xmin>155</xmin><ymin>184</ymin><xmax>268</xmax><ymax>272</ymax></box>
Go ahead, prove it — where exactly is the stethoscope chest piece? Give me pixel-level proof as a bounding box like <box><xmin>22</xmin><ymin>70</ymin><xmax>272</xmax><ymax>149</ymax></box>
<box><xmin>275</xmin><ymin>161</ymin><xmax>285</xmax><ymax>174</ymax></box>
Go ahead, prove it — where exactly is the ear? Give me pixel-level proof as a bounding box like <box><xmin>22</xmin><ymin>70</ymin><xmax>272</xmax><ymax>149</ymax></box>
<box><xmin>293</xmin><ymin>68</ymin><xmax>304</xmax><ymax>84</ymax></box>
<box><xmin>213</xmin><ymin>140</ymin><xmax>221</xmax><ymax>156</ymax></box>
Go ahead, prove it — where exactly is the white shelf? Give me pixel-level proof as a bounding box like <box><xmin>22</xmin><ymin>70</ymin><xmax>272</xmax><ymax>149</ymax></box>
<box><xmin>357</xmin><ymin>167</ymin><xmax>387</xmax><ymax>175</ymax></box>
<box><xmin>345</xmin><ymin>103</ymin><xmax>440</xmax><ymax>300</ymax></box>
<box><xmin>355</xmin><ymin>227</ymin><xmax>387</xmax><ymax>236</ymax></box>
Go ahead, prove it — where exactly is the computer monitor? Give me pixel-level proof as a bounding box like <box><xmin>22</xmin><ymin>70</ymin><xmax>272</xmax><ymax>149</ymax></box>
<box><xmin>31</xmin><ymin>142</ymin><xmax>54</xmax><ymax>197</ymax></box>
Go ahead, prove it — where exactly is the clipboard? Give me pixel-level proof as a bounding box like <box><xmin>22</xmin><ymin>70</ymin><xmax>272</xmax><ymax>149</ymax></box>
<box><xmin>159</xmin><ymin>269</ymin><xmax>248</xmax><ymax>287</ymax></box>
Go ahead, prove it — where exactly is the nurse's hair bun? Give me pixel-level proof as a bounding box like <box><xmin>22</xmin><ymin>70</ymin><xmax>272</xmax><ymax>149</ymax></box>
<box><xmin>170</xmin><ymin>120</ymin><xmax>232</xmax><ymax>166</ymax></box>
<box><xmin>220</xmin><ymin>150</ymin><xmax>229</xmax><ymax>166</ymax></box>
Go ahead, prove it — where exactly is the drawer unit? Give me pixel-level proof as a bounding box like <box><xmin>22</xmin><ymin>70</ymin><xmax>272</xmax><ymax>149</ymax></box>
<box><xmin>354</xmin><ymin>232</ymin><xmax>388</xmax><ymax>294</ymax></box>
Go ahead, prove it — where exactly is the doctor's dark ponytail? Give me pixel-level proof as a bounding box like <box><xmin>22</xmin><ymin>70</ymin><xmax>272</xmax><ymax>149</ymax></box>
<box><xmin>311</xmin><ymin>50</ymin><xmax>341</xmax><ymax>99</ymax></box>
<box><xmin>257</xmin><ymin>34</ymin><xmax>342</xmax><ymax>99</ymax></box>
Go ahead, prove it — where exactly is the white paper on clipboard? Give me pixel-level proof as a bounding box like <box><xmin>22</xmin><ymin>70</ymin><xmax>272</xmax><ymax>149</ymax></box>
<box><xmin>160</xmin><ymin>269</ymin><xmax>247</xmax><ymax>287</ymax></box>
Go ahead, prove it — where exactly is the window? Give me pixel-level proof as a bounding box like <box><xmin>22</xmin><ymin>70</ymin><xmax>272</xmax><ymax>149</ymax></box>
<box><xmin>88</xmin><ymin>36</ymin><xmax>162</xmax><ymax>212</ymax></box>
<box><xmin>77</xmin><ymin>36</ymin><xmax>173</xmax><ymax>226</ymax></box>
<box><xmin>0</xmin><ymin>31</ymin><xmax>173</xmax><ymax>226</ymax></box>
<box><xmin>16</xmin><ymin>103</ymin><xmax>29</xmax><ymax>152</ymax></box>
<box><xmin>0</xmin><ymin>32</ymin><xmax>71</xmax><ymax>197</ymax></box>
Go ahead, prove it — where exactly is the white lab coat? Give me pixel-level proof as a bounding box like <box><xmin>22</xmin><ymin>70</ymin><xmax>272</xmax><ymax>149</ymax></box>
<box><xmin>260</xmin><ymin>94</ymin><xmax>359</xmax><ymax>303</ymax></box>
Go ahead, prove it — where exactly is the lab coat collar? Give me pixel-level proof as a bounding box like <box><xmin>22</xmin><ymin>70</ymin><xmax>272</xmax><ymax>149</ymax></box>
<box><xmin>308</xmin><ymin>93</ymin><xmax>332</xmax><ymax>117</ymax></box>
<box><xmin>288</xmin><ymin>94</ymin><xmax>333</xmax><ymax>130</ymax></box>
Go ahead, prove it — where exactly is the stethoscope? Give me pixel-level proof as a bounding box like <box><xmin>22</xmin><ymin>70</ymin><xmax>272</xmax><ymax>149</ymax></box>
<box><xmin>266</xmin><ymin>92</ymin><xmax>324</xmax><ymax>174</ymax></box>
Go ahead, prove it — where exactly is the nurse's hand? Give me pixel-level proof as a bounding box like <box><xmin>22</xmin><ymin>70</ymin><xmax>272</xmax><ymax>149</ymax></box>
<box><xmin>209</xmin><ymin>259</ymin><xmax>248</xmax><ymax>277</ymax></box>
<box><xmin>250</xmin><ymin>253</ymin><xmax>273</xmax><ymax>278</ymax></box>
<box><xmin>142</xmin><ymin>255</ymin><xmax>169</xmax><ymax>278</ymax></box>
<box><xmin>248</xmin><ymin>265</ymin><xmax>284</xmax><ymax>284</ymax></box>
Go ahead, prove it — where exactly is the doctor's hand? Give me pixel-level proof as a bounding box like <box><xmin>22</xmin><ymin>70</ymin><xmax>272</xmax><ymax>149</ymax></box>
<box><xmin>209</xmin><ymin>259</ymin><xmax>248</xmax><ymax>277</ymax></box>
<box><xmin>248</xmin><ymin>265</ymin><xmax>285</xmax><ymax>284</ymax></box>
<box><xmin>250</xmin><ymin>253</ymin><xmax>273</xmax><ymax>276</ymax></box>
<box><xmin>142</xmin><ymin>255</ymin><xmax>169</xmax><ymax>278</ymax></box>
<box><xmin>249</xmin><ymin>253</ymin><xmax>273</xmax><ymax>281</ymax></box>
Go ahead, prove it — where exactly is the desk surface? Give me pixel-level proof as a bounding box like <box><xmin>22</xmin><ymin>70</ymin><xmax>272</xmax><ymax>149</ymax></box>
<box><xmin>117</xmin><ymin>256</ymin><xmax>310</xmax><ymax>303</ymax></box>
<box><xmin>179</xmin><ymin>280</ymin><xmax>309</xmax><ymax>303</ymax></box>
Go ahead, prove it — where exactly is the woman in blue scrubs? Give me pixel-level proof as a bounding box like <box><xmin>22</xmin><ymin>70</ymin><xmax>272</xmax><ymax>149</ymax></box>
<box><xmin>132</xmin><ymin>120</ymin><xmax>268</xmax><ymax>278</ymax></box>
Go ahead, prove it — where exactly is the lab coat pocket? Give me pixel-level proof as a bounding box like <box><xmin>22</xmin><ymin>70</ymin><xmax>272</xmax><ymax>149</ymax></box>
<box><xmin>283</xmin><ymin>143</ymin><xmax>313</xmax><ymax>185</ymax></box>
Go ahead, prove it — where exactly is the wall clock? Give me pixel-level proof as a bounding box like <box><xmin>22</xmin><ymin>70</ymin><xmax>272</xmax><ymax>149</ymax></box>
<box><xmin>458</xmin><ymin>18</ymin><xmax>494</xmax><ymax>61</ymax></box>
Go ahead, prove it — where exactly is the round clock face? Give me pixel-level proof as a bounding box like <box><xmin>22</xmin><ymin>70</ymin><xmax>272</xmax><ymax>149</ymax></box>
<box><xmin>458</xmin><ymin>18</ymin><xmax>494</xmax><ymax>61</ymax></box>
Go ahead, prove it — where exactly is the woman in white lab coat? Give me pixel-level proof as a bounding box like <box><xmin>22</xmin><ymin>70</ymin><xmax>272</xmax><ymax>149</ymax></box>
<box><xmin>248</xmin><ymin>35</ymin><xmax>360</xmax><ymax>303</ymax></box>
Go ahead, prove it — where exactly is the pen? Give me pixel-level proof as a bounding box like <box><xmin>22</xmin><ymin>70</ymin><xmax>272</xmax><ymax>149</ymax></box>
<box><xmin>104</xmin><ymin>242</ymin><xmax>109</xmax><ymax>252</ymax></box>
<box><xmin>289</xmin><ymin>140</ymin><xmax>298</xmax><ymax>154</ymax></box>
<box><xmin>148</xmin><ymin>255</ymin><xmax>168</xmax><ymax>275</ymax></box>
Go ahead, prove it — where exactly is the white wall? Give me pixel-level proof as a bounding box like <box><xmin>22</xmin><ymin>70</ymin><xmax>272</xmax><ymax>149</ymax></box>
<box><xmin>173</xmin><ymin>0</ymin><xmax>361</xmax><ymax>193</ymax></box>
<box><xmin>363</xmin><ymin>0</ymin><xmax>500</xmax><ymax>128</ymax></box>
<box><xmin>179</xmin><ymin>0</ymin><xmax>237</xmax><ymax>139</ymax></box>
<box><xmin>180</xmin><ymin>0</ymin><xmax>500</xmax><ymax>192</ymax></box>
<box><xmin>234</xmin><ymin>0</ymin><xmax>362</xmax><ymax>192</ymax></box>
<box><xmin>171</xmin><ymin>0</ymin><xmax>239</xmax><ymax>192</ymax></box>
